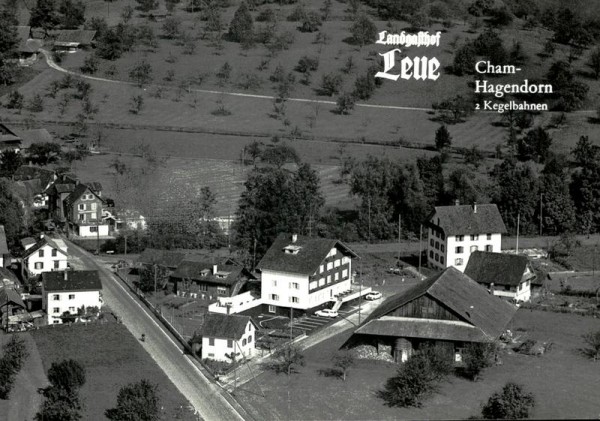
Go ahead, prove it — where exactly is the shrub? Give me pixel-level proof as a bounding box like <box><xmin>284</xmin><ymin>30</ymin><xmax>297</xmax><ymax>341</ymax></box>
<box><xmin>353</xmin><ymin>74</ymin><xmax>375</xmax><ymax>100</ymax></box>
<box><xmin>459</xmin><ymin>342</ymin><xmax>497</xmax><ymax>380</ymax></box>
<box><xmin>336</xmin><ymin>92</ymin><xmax>355</xmax><ymax>115</ymax></box>
<box><xmin>287</xmin><ymin>4</ymin><xmax>306</xmax><ymax>22</ymax></box>
<box><xmin>262</xmin><ymin>345</ymin><xmax>305</xmax><ymax>374</ymax></box>
<box><xmin>319</xmin><ymin>72</ymin><xmax>343</xmax><ymax>96</ymax></box>
<box><xmin>581</xmin><ymin>330</ymin><xmax>600</xmax><ymax>361</ymax></box>
<box><xmin>481</xmin><ymin>382</ymin><xmax>535</xmax><ymax>419</ymax></box>
<box><xmin>300</xmin><ymin>11</ymin><xmax>322</xmax><ymax>32</ymax></box>
<box><xmin>80</xmin><ymin>54</ymin><xmax>99</xmax><ymax>74</ymax></box>
<box><xmin>27</xmin><ymin>94</ymin><xmax>44</xmax><ymax>113</ymax></box>
<box><xmin>295</xmin><ymin>56</ymin><xmax>319</xmax><ymax>73</ymax></box>
<box><xmin>5</xmin><ymin>90</ymin><xmax>24</xmax><ymax>110</ymax></box>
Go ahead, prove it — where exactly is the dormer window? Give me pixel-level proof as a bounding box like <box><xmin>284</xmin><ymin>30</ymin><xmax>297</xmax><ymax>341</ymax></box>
<box><xmin>283</xmin><ymin>245</ymin><xmax>302</xmax><ymax>255</ymax></box>
<box><xmin>200</xmin><ymin>269</ymin><xmax>210</xmax><ymax>277</ymax></box>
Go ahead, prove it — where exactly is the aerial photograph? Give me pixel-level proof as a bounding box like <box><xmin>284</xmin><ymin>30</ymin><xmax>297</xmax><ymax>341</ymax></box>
<box><xmin>0</xmin><ymin>0</ymin><xmax>599</xmax><ymax>419</ymax></box>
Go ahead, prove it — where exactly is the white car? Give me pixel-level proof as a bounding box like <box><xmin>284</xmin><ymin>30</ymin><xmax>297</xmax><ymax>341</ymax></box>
<box><xmin>315</xmin><ymin>309</ymin><xmax>338</xmax><ymax>318</ymax></box>
<box><xmin>365</xmin><ymin>291</ymin><xmax>382</xmax><ymax>301</ymax></box>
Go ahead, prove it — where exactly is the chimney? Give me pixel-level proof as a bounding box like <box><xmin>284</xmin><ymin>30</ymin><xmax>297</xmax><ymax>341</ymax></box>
<box><xmin>292</xmin><ymin>234</ymin><xmax>297</xmax><ymax>243</ymax></box>
<box><xmin>473</xmin><ymin>202</ymin><xmax>477</xmax><ymax>213</ymax></box>
<box><xmin>213</xmin><ymin>264</ymin><xmax>218</xmax><ymax>274</ymax></box>
<box><xmin>64</xmin><ymin>270</ymin><xmax>68</xmax><ymax>281</ymax></box>
<box><xmin>454</xmin><ymin>199</ymin><xmax>460</xmax><ymax>206</ymax></box>
<box><xmin>40</xmin><ymin>234</ymin><xmax>44</xmax><ymax>239</ymax></box>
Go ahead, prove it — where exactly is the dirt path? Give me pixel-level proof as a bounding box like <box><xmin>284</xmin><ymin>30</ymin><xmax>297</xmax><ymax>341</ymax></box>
<box><xmin>6</xmin><ymin>333</ymin><xmax>49</xmax><ymax>421</ymax></box>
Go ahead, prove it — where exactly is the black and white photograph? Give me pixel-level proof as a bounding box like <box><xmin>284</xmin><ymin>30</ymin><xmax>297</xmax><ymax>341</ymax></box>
<box><xmin>0</xmin><ymin>0</ymin><xmax>599</xmax><ymax>419</ymax></box>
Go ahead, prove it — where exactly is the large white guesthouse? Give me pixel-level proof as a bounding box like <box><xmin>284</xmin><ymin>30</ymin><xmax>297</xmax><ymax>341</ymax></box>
<box><xmin>257</xmin><ymin>233</ymin><xmax>358</xmax><ymax>316</ymax></box>
<box><xmin>426</xmin><ymin>203</ymin><xmax>506</xmax><ymax>272</ymax></box>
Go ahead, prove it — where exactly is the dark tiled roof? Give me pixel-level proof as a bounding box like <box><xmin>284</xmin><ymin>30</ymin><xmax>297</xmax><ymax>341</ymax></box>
<box><xmin>86</xmin><ymin>182</ymin><xmax>102</xmax><ymax>193</ymax></box>
<box><xmin>0</xmin><ymin>124</ymin><xmax>21</xmax><ymax>143</ymax></box>
<box><xmin>257</xmin><ymin>233</ymin><xmax>358</xmax><ymax>276</ymax></box>
<box><xmin>13</xmin><ymin>166</ymin><xmax>56</xmax><ymax>188</ymax></box>
<box><xmin>64</xmin><ymin>183</ymin><xmax>103</xmax><ymax>209</ymax></box>
<box><xmin>362</xmin><ymin>267</ymin><xmax>516</xmax><ymax>341</ymax></box>
<box><xmin>428</xmin><ymin>204</ymin><xmax>507</xmax><ymax>236</ymax></box>
<box><xmin>200</xmin><ymin>313</ymin><xmax>257</xmax><ymax>340</ymax></box>
<box><xmin>0</xmin><ymin>287</ymin><xmax>25</xmax><ymax>308</ymax></box>
<box><xmin>23</xmin><ymin>236</ymin><xmax>67</xmax><ymax>258</ymax></box>
<box><xmin>0</xmin><ymin>226</ymin><xmax>8</xmax><ymax>255</ymax></box>
<box><xmin>171</xmin><ymin>259</ymin><xmax>245</xmax><ymax>286</ymax></box>
<box><xmin>52</xmin><ymin>29</ymin><xmax>96</xmax><ymax>45</ymax></box>
<box><xmin>137</xmin><ymin>248</ymin><xmax>188</xmax><ymax>269</ymax></box>
<box><xmin>54</xmin><ymin>183</ymin><xmax>76</xmax><ymax>194</ymax></box>
<box><xmin>42</xmin><ymin>270</ymin><xmax>102</xmax><ymax>292</ymax></box>
<box><xmin>356</xmin><ymin>317</ymin><xmax>487</xmax><ymax>343</ymax></box>
<box><xmin>20</xmin><ymin>237</ymin><xmax>35</xmax><ymax>248</ymax></box>
<box><xmin>0</xmin><ymin>268</ymin><xmax>19</xmax><ymax>286</ymax></box>
<box><xmin>465</xmin><ymin>251</ymin><xmax>535</xmax><ymax>287</ymax></box>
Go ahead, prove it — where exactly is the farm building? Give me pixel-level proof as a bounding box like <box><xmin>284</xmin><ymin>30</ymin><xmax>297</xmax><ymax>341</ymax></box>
<box><xmin>464</xmin><ymin>251</ymin><xmax>536</xmax><ymax>302</ymax></box>
<box><xmin>51</xmin><ymin>29</ymin><xmax>96</xmax><ymax>52</ymax></box>
<box><xmin>170</xmin><ymin>257</ymin><xmax>257</xmax><ymax>302</ymax></box>
<box><xmin>21</xmin><ymin>234</ymin><xmax>68</xmax><ymax>278</ymax></box>
<box><xmin>426</xmin><ymin>202</ymin><xmax>507</xmax><ymax>272</ymax></box>
<box><xmin>0</xmin><ymin>123</ymin><xmax>22</xmax><ymax>152</ymax></box>
<box><xmin>16</xmin><ymin>26</ymin><xmax>42</xmax><ymax>66</ymax></box>
<box><xmin>347</xmin><ymin>267</ymin><xmax>516</xmax><ymax>363</ymax></box>
<box><xmin>257</xmin><ymin>233</ymin><xmax>361</xmax><ymax>316</ymax></box>
<box><xmin>194</xmin><ymin>313</ymin><xmax>258</xmax><ymax>362</ymax></box>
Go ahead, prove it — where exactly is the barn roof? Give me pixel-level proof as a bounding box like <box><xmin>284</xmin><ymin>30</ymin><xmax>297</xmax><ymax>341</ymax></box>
<box><xmin>52</xmin><ymin>29</ymin><xmax>96</xmax><ymax>46</ymax></box>
<box><xmin>362</xmin><ymin>267</ymin><xmax>516</xmax><ymax>341</ymax></box>
<box><xmin>42</xmin><ymin>270</ymin><xmax>102</xmax><ymax>292</ymax></box>
<box><xmin>257</xmin><ymin>233</ymin><xmax>357</xmax><ymax>276</ymax></box>
<box><xmin>428</xmin><ymin>204</ymin><xmax>507</xmax><ymax>236</ymax></box>
<box><xmin>464</xmin><ymin>251</ymin><xmax>535</xmax><ymax>287</ymax></box>
<box><xmin>0</xmin><ymin>287</ymin><xmax>25</xmax><ymax>309</ymax></box>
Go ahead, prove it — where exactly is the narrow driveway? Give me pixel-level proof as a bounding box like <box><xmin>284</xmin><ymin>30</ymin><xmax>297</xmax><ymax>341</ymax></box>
<box><xmin>66</xmin><ymin>240</ymin><xmax>247</xmax><ymax>421</ymax></box>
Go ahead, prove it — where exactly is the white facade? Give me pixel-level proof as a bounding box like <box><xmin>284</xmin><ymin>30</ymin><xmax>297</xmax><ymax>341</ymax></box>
<box><xmin>208</xmin><ymin>291</ymin><xmax>262</xmax><ymax>315</ymax></box>
<box><xmin>24</xmin><ymin>244</ymin><xmax>68</xmax><ymax>276</ymax></box>
<box><xmin>77</xmin><ymin>224</ymin><xmax>110</xmax><ymax>237</ymax></box>
<box><xmin>428</xmin><ymin>231</ymin><xmax>502</xmax><ymax>273</ymax></box>
<box><xmin>43</xmin><ymin>289</ymin><xmax>102</xmax><ymax>324</ymax></box>
<box><xmin>261</xmin><ymin>253</ymin><xmax>353</xmax><ymax>312</ymax></box>
<box><xmin>201</xmin><ymin>321</ymin><xmax>256</xmax><ymax>362</ymax></box>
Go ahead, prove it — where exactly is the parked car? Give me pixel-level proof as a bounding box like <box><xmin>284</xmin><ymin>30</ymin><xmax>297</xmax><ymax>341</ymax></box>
<box><xmin>365</xmin><ymin>291</ymin><xmax>382</xmax><ymax>300</ymax></box>
<box><xmin>315</xmin><ymin>309</ymin><xmax>338</xmax><ymax>318</ymax></box>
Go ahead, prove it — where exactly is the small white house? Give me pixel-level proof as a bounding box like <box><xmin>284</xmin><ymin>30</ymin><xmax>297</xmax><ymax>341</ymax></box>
<box><xmin>199</xmin><ymin>313</ymin><xmax>258</xmax><ymax>362</ymax></box>
<box><xmin>464</xmin><ymin>251</ymin><xmax>536</xmax><ymax>303</ymax></box>
<box><xmin>41</xmin><ymin>270</ymin><xmax>103</xmax><ymax>324</ymax></box>
<box><xmin>257</xmin><ymin>233</ymin><xmax>358</xmax><ymax>316</ymax></box>
<box><xmin>22</xmin><ymin>235</ymin><xmax>68</xmax><ymax>278</ymax></box>
<box><xmin>426</xmin><ymin>203</ymin><xmax>507</xmax><ymax>272</ymax></box>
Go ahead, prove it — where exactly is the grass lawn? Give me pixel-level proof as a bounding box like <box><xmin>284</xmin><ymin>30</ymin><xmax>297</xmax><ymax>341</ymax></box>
<box><xmin>31</xmin><ymin>321</ymin><xmax>197</xmax><ymax>420</ymax></box>
<box><xmin>234</xmin><ymin>309</ymin><xmax>600</xmax><ymax>420</ymax></box>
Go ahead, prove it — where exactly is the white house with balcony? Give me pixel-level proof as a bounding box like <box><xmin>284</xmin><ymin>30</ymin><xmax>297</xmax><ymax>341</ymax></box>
<box><xmin>22</xmin><ymin>235</ymin><xmax>68</xmax><ymax>278</ymax></box>
<box><xmin>426</xmin><ymin>203</ymin><xmax>506</xmax><ymax>273</ymax></box>
<box><xmin>197</xmin><ymin>313</ymin><xmax>258</xmax><ymax>362</ymax></box>
<box><xmin>464</xmin><ymin>251</ymin><xmax>535</xmax><ymax>303</ymax></box>
<box><xmin>257</xmin><ymin>233</ymin><xmax>359</xmax><ymax>316</ymax></box>
<box><xmin>41</xmin><ymin>270</ymin><xmax>103</xmax><ymax>324</ymax></box>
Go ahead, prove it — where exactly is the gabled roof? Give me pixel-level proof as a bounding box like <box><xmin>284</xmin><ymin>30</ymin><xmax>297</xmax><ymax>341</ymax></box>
<box><xmin>257</xmin><ymin>233</ymin><xmax>358</xmax><ymax>276</ymax></box>
<box><xmin>0</xmin><ymin>268</ymin><xmax>19</xmax><ymax>287</ymax></box>
<box><xmin>16</xmin><ymin>26</ymin><xmax>42</xmax><ymax>53</ymax></box>
<box><xmin>137</xmin><ymin>248</ymin><xmax>188</xmax><ymax>269</ymax></box>
<box><xmin>42</xmin><ymin>270</ymin><xmax>102</xmax><ymax>292</ymax></box>
<box><xmin>200</xmin><ymin>313</ymin><xmax>257</xmax><ymax>340</ymax></box>
<box><xmin>0</xmin><ymin>226</ymin><xmax>8</xmax><ymax>255</ymax></box>
<box><xmin>362</xmin><ymin>267</ymin><xmax>516</xmax><ymax>341</ymax></box>
<box><xmin>171</xmin><ymin>258</ymin><xmax>251</xmax><ymax>287</ymax></box>
<box><xmin>0</xmin><ymin>123</ymin><xmax>21</xmax><ymax>143</ymax></box>
<box><xmin>0</xmin><ymin>287</ymin><xmax>25</xmax><ymax>309</ymax></box>
<box><xmin>465</xmin><ymin>251</ymin><xmax>535</xmax><ymax>287</ymax></box>
<box><xmin>20</xmin><ymin>237</ymin><xmax>36</xmax><ymax>248</ymax></box>
<box><xmin>63</xmin><ymin>183</ymin><xmax>103</xmax><ymax>209</ymax></box>
<box><xmin>54</xmin><ymin>183</ymin><xmax>76</xmax><ymax>194</ymax></box>
<box><xmin>52</xmin><ymin>29</ymin><xmax>96</xmax><ymax>46</ymax></box>
<box><xmin>23</xmin><ymin>236</ymin><xmax>68</xmax><ymax>259</ymax></box>
<box><xmin>428</xmin><ymin>204</ymin><xmax>507</xmax><ymax>236</ymax></box>
<box><xmin>13</xmin><ymin>166</ymin><xmax>56</xmax><ymax>189</ymax></box>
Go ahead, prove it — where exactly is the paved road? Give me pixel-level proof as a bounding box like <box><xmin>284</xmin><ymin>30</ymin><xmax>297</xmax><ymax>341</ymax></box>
<box><xmin>66</xmin><ymin>240</ymin><xmax>246</xmax><ymax>421</ymax></box>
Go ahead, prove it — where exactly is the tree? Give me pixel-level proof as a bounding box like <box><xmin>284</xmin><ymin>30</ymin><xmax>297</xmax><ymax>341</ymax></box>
<box><xmin>540</xmin><ymin>158</ymin><xmax>576</xmax><ymax>235</ymax></box>
<box><xmin>216</xmin><ymin>62</ymin><xmax>232</xmax><ymax>87</ymax></box>
<box><xmin>136</xmin><ymin>0</ymin><xmax>158</xmax><ymax>13</ymax></box>
<box><xmin>546</xmin><ymin>61</ymin><xmax>589</xmax><ymax>111</ymax></box>
<box><xmin>138</xmin><ymin>264</ymin><xmax>169</xmax><ymax>292</ymax></box>
<box><xmin>378</xmin><ymin>345</ymin><xmax>453</xmax><ymax>408</ymax></box>
<box><xmin>47</xmin><ymin>360</ymin><xmax>86</xmax><ymax>395</ymax></box>
<box><xmin>96</xmin><ymin>28</ymin><xmax>124</xmax><ymax>60</ymax></box>
<box><xmin>35</xmin><ymin>387</ymin><xmax>83</xmax><ymax>421</ymax></box>
<box><xmin>459</xmin><ymin>342</ymin><xmax>496</xmax><ymax>381</ymax></box>
<box><xmin>464</xmin><ymin>146</ymin><xmax>483</xmax><ymax>168</ymax></box>
<box><xmin>0</xmin><ymin>149</ymin><xmax>23</xmax><ymax>177</ymax></box>
<box><xmin>129</xmin><ymin>61</ymin><xmax>153</xmax><ymax>87</ymax></box>
<box><xmin>27</xmin><ymin>94</ymin><xmax>44</xmax><ymax>112</ymax></box>
<box><xmin>0</xmin><ymin>7</ymin><xmax>19</xmax><ymax>57</ymax></box>
<box><xmin>332</xmin><ymin>351</ymin><xmax>354</xmax><ymax>381</ymax></box>
<box><xmin>130</xmin><ymin>94</ymin><xmax>144</xmax><ymax>114</ymax></box>
<box><xmin>571</xmin><ymin>135</ymin><xmax>597</xmax><ymax>167</ymax></box>
<box><xmin>80</xmin><ymin>54</ymin><xmax>99</xmax><ymax>74</ymax></box>
<box><xmin>571</xmin><ymin>157</ymin><xmax>600</xmax><ymax>234</ymax></box>
<box><xmin>162</xmin><ymin>16</ymin><xmax>181</xmax><ymax>39</ymax></box>
<box><xmin>350</xmin><ymin>13</ymin><xmax>376</xmax><ymax>47</ymax></box>
<box><xmin>432</xmin><ymin>95</ymin><xmax>472</xmax><ymax>124</ymax></box>
<box><xmin>105</xmin><ymin>379</ymin><xmax>160</xmax><ymax>421</ymax></box>
<box><xmin>5</xmin><ymin>90</ymin><xmax>23</xmax><ymax>110</ymax></box>
<box><xmin>59</xmin><ymin>0</ymin><xmax>85</xmax><ymax>29</ymax></box>
<box><xmin>452</xmin><ymin>42</ymin><xmax>476</xmax><ymax>76</ymax></box>
<box><xmin>319</xmin><ymin>72</ymin><xmax>343</xmax><ymax>96</ymax></box>
<box><xmin>336</xmin><ymin>92</ymin><xmax>355</xmax><ymax>115</ymax></box>
<box><xmin>300</xmin><ymin>11</ymin><xmax>322</xmax><ymax>33</ymax></box>
<box><xmin>517</xmin><ymin>126</ymin><xmax>552</xmax><ymax>163</ymax></box>
<box><xmin>29</xmin><ymin>0</ymin><xmax>60</xmax><ymax>30</ymax></box>
<box><xmin>446</xmin><ymin>167</ymin><xmax>488</xmax><ymax>206</ymax></box>
<box><xmin>263</xmin><ymin>345</ymin><xmax>305</xmax><ymax>375</ymax></box>
<box><xmin>434</xmin><ymin>125</ymin><xmax>452</xmax><ymax>150</ymax></box>
<box><xmin>137</xmin><ymin>25</ymin><xmax>158</xmax><ymax>50</ymax></box>
<box><xmin>28</xmin><ymin>142</ymin><xmax>61</xmax><ymax>165</ymax></box>
<box><xmin>261</xmin><ymin>144</ymin><xmax>300</xmax><ymax>168</ymax></box>
<box><xmin>587</xmin><ymin>47</ymin><xmax>600</xmax><ymax>79</ymax></box>
<box><xmin>228</xmin><ymin>1</ymin><xmax>253</xmax><ymax>43</ymax></box>
<box><xmin>481</xmin><ymin>382</ymin><xmax>535</xmax><ymax>419</ymax></box>
<box><xmin>0</xmin><ymin>180</ymin><xmax>24</xmax><ymax>248</ymax></box>
<box><xmin>353</xmin><ymin>73</ymin><xmax>376</xmax><ymax>100</ymax></box>
<box><xmin>581</xmin><ymin>330</ymin><xmax>600</xmax><ymax>361</ymax></box>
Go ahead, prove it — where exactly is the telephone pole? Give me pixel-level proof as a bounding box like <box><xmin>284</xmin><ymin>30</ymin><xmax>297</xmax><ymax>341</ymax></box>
<box><xmin>418</xmin><ymin>224</ymin><xmax>423</xmax><ymax>275</ymax></box>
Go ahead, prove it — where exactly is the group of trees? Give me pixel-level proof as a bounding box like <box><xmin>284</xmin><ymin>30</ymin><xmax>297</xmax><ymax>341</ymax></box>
<box><xmin>29</xmin><ymin>0</ymin><xmax>86</xmax><ymax>31</ymax></box>
<box><xmin>0</xmin><ymin>336</ymin><xmax>29</xmax><ymax>399</ymax></box>
<box><xmin>0</xmin><ymin>2</ymin><xmax>19</xmax><ymax>85</ymax></box>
